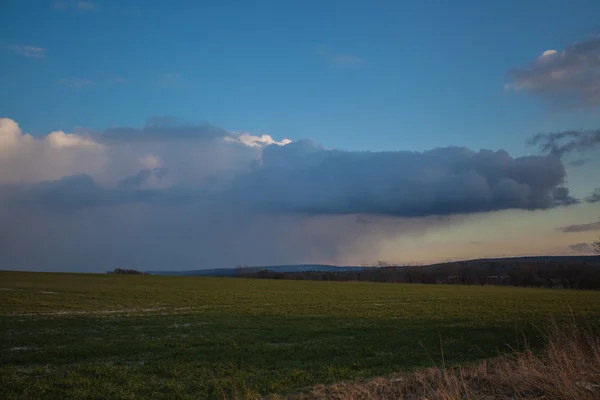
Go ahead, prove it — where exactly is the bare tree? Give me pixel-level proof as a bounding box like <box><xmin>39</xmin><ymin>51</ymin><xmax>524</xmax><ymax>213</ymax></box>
<box><xmin>593</xmin><ymin>236</ymin><xmax>600</xmax><ymax>254</ymax></box>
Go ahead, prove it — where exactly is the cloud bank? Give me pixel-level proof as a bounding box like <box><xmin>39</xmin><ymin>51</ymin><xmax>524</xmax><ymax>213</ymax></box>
<box><xmin>1</xmin><ymin>119</ymin><xmax>576</xmax><ymax>215</ymax></box>
<box><xmin>229</xmin><ymin>141</ymin><xmax>576</xmax><ymax>217</ymax></box>
<box><xmin>0</xmin><ymin>117</ymin><xmax>581</xmax><ymax>271</ymax></box>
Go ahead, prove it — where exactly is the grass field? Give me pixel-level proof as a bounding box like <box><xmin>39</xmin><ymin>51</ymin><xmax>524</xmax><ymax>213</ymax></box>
<box><xmin>2</xmin><ymin>271</ymin><xmax>600</xmax><ymax>399</ymax></box>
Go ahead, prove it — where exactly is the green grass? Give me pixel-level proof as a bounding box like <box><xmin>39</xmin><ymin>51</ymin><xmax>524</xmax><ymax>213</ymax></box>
<box><xmin>1</xmin><ymin>271</ymin><xmax>600</xmax><ymax>399</ymax></box>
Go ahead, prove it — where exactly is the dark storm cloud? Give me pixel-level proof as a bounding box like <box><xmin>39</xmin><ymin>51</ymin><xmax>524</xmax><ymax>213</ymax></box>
<box><xmin>227</xmin><ymin>143</ymin><xmax>577</xmax><ymax>217</ymax></box>
<box><xmin>5</xmin><ymin>175</ymin><xmax>125</xmax><ymax>208</ymax></box>
<box><xmin>1</xmin><ymin>174</ymin><xmax>197</xmax><ymax>209</ymax></box>
<box><xmin>507</xmin><ymin>35</ymin><xmax>600</xmax><ymax>108</ymax></box>
<box><xmin>0</xmin><ymin>142</ymin><xmax>577</xmax><ymax>218</ymax></box>
<box><xmin>557</xmin><ymin>221</ymin><xmax>600</xmax><ymax>233</ymax></box>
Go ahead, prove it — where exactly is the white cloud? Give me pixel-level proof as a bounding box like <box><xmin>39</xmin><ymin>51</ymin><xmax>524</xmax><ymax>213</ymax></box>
<box><xmin>6</xmin><ymin>45</ymin><xmax>47</xmax><ymax>59</ymax></box>
<box><xmin>0</xmin><ymin>118</ymin><xmax>29</xmax><ymax>148</ymax></box>
<box><xmin>225</xmin><ymin>132</ymin><xmax>292</xmax><ymax>148</ymax></box>
<box><xmin>541</xmin><ymin>49</ymin><xmax>557</xmax><ymax>58</ymax></box>
<box><xmin>0</xmin><ymin>118</ymin><xmax>278</xmax><ymax>186</ymax></box>
<box><xmin>0</xmin><ymin>118</ymin><xmax>105</xmax><ymax>183</ymax></box>
<box><xmin>46</xmin><ymin>131</ymin><xmax>104</xmax><ymax>149</ymax></box>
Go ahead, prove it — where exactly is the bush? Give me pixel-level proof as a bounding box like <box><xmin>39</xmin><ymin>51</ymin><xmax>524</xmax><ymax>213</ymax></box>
<box><xmin>108</xmin><ymin>268</ymin><xmax>146</xmax><ymax>275</ymax></box>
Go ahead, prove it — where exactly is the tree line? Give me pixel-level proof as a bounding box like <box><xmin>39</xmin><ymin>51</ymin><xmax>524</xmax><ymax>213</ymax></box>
<box><xmin>236</xmin><ymin>257</ymin><xmax>600</xmax><ymax>289</ymax></box>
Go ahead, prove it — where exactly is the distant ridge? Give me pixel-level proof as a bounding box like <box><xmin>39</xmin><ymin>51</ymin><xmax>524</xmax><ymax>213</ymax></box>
<box><xmin>148</xmin><ymin>264</ymin><xmax>364</xmax><ymax>277</ymax></box>
<box><xmin>147</xmin><ymin>256</ymin><xmax>600</xmax><ymax>277</ymax></box>
<box><xmin>453</xmin><ymin>255</ymin><xmax>600</xmax><ymax>264</ymax></box>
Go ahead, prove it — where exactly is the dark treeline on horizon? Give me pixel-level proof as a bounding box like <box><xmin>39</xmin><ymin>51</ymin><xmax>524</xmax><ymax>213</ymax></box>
<box><xmin>236</xmin><ymin>258</ymin><xmax>600</xmax><ymax>290</ymax></box>
<box><xmin>108</xmin><ymin>268</ymin><xmax>147</xmax><ymax>275</ymax></box>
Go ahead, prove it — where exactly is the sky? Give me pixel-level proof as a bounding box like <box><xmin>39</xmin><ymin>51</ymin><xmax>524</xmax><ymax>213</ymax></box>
<box><xmin>0</xmin><ymin>0</ymin><xmax>599</xmax><ymax>272</ymax></box>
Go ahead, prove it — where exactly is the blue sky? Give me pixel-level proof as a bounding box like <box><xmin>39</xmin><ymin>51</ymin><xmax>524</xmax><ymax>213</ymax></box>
<box><xmin>1</xmin><ymin>0</ymin><xmax>599</xmax><ymax>271</ymax></box>
<box><xmin>2</xmin><ymin>0</ymin><xmax>600</xmax><ymax>153</ymax></box>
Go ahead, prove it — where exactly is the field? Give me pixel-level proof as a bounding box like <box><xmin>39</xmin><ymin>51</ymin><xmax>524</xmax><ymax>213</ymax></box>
<box><xmin>2</xmin><ymin>271</ymin><xmax>600</xmax><ymax>399</ymax></box>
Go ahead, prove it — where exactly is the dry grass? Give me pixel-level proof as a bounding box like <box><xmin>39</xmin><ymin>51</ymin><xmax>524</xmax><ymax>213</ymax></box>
<box><xmin>271</xmin><ymin>322</ymin><xmax>600</xmax><ymax>400</ymax></box>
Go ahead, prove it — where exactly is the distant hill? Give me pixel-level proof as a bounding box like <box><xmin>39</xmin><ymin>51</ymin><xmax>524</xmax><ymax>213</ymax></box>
<box><xmin>148</xmin><ymin>264</ymin><xmax>365</xmax><ymax>277</ymax></box>
<box><xmin>460</xmin><ymin>255</ymin><xmax>600</xmax><ymax>264</ymax></box>
<box><xmin>147</xmin><ymin>256</ymin><xmax>600</xmax><ymax>277</ymax></box>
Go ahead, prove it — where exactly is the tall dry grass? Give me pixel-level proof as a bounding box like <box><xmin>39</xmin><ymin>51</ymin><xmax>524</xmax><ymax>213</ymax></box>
<box><xmin>270</xmin><ymin>321</ymin><xmax>600</xmax><ymax>400</ymax></box>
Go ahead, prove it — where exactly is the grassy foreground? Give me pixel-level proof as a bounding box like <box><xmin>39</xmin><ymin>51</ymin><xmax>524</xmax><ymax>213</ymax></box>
<box><xmin>1</xmin><ymin>271</ymin><xmax>600</xmax><ymax>399</ymax></box>
<box><xmin>284</xmin><ymin>322</ymin><xmax>600</xmax><ymax>399</ymax></box>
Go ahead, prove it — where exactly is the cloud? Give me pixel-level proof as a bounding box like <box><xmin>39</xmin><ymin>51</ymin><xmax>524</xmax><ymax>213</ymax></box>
<box><xmin>0</xmin><ymin>117</ymin><xmax>585</xmax><ymax>271</ymax></box>
<box><xmin>227</xmin><ymin>142</ymin><xmax>577</xmax><ymax>217</ymax></box>
<box><xmin>58</xmin><ymin>78</ymin><xmax>94</xmax><ymax>88</ymax></box>
<box><xmin>528</xmin><ymin>129</ymin><xmax>600</xmax><ymax>163</ymax></box>
<box><xmin>557</xmin><ymin>221</ymin><xmax>600</xmax><ymax>233</ymax></box>
<box><xmin>4</xmin><ymin>175</ymin><xmax>128</xmax><ymax>209</ymax></box>
<box><xmin>6</xmin><ymin>44</ymin><xmax>47</xmax><ymax>58</ymax></box>
<box><xmin>506</xmin><ymin>35</ymin><xmax>600</xmax><ymax>108</ymax></box>
<box><xmin>568</xmin><ymin>158</ymin><xmax>590</xmax><ymax>167</ymax></box>
<box><xmin>587</xmin><ymin>188</ymin><xmax>600</xmax><ymax>203</ymax></box>
<box><xmin>224</xmin><ymin>132</ymin><xmax>292</xmax><ymax>148</ymax></box>
<box><xmin>0</xmin><ymin>118</ymin><xmax>106</xmax><ymax>183</ymax></box>
<box><xmin>541</xmin><ymin>49</ymin><xmax>558</xmax><ymax>57</ymax></box>
<box><xmin>568</xmin><ymin>242</ymin><xmax>594</xmax><ymax>254</ymax></box>
<box><xmin>1</xmin><ymin>173</ymin><xmax>196</xmax><ymax>210</ymax></box>
<box><xmin>46</xmin><ymin>130</ymin><xmax>103</xmax><ymax>149</ymax></box>
<box><xmin>316</xmin><ymin>46</ymin><xmax>365</xmax><ymax>67</ymax></box>
<box><xmin>0</xmin><ymin>118</ymin><xmax>251</xmax><ymax>185</ymax></box>
<box><xmin>117</xmin><ymin>168</ymin><xmax>169</xmax><ymax>189</ymax></box>
<box><xmin>1</xmin><ymin>120</ymin><xmax>577</xmax><ymax>216</ymax></box>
